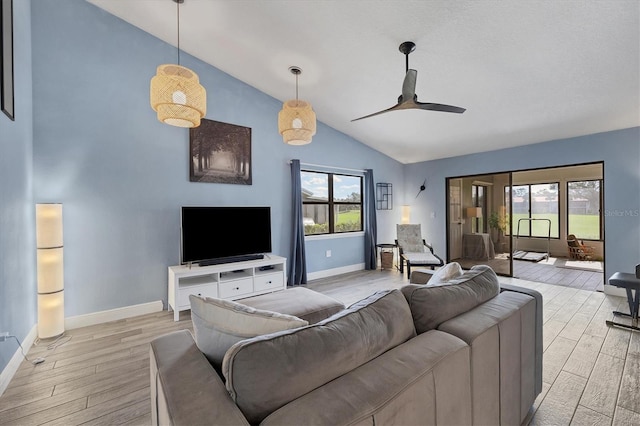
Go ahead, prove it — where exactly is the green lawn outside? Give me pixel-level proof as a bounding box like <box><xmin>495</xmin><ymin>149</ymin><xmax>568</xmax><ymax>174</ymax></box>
<box><xmin>337</xmin><ymin>209</ymin><xmax>361</xmax><ymax>224</ymax></box>
<box><xmin>305</xmin><ymin>209</ymin><xmax>362</xmax><ymax>235</ymax></box>
<box><xmin>567</xmin><ymin>214</ymin><xmax>600</xmax><ymax>240</ymax></box>
<box><xmin>509</xmin><ymin>213</ymin><xmax>599</xmax><ymax>240</ymax></box>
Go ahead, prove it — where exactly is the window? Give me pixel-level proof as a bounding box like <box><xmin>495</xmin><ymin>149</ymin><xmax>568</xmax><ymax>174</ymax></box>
<box><xmin>506</xmin><ymin>183</ymin><xmax>559</xmax><ymax>238</ymax></box>
<box><xmin>301</xmin><ymin>171</ymin><xmax>363</xmax><ymax>236</ymax></box>
<box><xmin>567</xmin><ymin>180</ymin><xmax>601</xmax><ymax>240</ymax></box>
<box><xmin>471</xmin><ymin>184</ymin><xmax>487</xmax><ymax>233</ymax></box>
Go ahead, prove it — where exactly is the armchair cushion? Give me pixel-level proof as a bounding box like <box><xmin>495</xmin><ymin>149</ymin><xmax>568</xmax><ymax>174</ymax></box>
<box><xmin>397</xmin><ymin>224</ymin><xmax>426</xmax><ymax>253</ymax></box>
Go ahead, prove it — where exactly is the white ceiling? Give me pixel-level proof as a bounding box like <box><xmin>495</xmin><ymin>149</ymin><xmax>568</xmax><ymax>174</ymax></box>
<box><xmin>88</xmin><ymin>0</ymin><xmax>640</xmax><ymax>164</ymax></box>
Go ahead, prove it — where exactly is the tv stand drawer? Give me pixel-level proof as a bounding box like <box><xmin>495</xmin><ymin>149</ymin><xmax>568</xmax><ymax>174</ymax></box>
<box><xmin>178</xmin><ymin>284</ymin><xmax>218</xmax><ymax>308</ymax></box>
<box><xmin>254</xmin><ymin>274</ymin><xmax>284</xmax><ymax>292</ymax></box>
<box><xmin>219</xmin><ymin>278</ymin><xmax>253</xmax><ymax>299</ymax></box>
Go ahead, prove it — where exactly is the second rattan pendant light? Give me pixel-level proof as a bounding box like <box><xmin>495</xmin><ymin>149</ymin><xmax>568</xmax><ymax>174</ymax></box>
<box><xmin>278</xmin><ymin>67</ymin><xmax>316</xmax><ymax>145</ymax></box>
<box><xmin>150</xmin><ymin>0</ymin><xmax>206</xmax><ymax>128</ymax></box>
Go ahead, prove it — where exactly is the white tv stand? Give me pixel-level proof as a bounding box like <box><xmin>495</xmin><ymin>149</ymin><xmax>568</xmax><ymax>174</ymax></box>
<box><xmin>168</xmin><ymin>255</ymin><xmax>287</xmax><ymax>321</ymax></box>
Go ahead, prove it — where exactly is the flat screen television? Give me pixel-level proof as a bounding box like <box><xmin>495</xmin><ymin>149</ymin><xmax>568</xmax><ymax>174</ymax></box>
<box><xmin>181</xmin><ymin>206</ymin><xmax>272</xmax><ymax>266</ymax></box>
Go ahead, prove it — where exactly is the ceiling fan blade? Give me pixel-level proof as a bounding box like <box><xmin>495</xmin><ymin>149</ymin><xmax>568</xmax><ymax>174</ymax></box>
<box><xmin>351</xmin><ymin>42</ymin><xmax>466</xmax><ymax>122</ymax></box>
<box><xmin>401</xmin><ymin>69</ymin><xmax>417</xmax><ymax>102</ymax></box>
<box><xmin>351</xmin><ymin>103</ymin><xmax>403</xmax><ymax>122</ymax></box>
<box><xmin>415</xmin><ymin>101</ymin><xmax>466</xmax><ymax>114</ymax></box>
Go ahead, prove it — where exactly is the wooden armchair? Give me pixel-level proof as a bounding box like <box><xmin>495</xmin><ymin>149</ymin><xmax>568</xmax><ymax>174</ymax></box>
<box><xmin>567</xmin><ymin>234</ymin><xmax>595</xmax><ymax>260</ymax></box>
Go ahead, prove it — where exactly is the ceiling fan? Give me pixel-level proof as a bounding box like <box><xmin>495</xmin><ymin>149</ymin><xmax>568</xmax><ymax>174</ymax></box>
<box><xmin>351</xmin><ymin>41</ymin><xmax>466</xmax><ymax>122</ymax></box>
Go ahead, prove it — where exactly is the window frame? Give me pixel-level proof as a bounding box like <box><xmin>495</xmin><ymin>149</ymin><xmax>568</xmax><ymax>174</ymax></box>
<box><xmin>504</xmin><ymin>182</ymin><xmax>560</xmax><ymax>239</ymax></box>
<box><xmin>301</xmin><ymin>170</ymin><xmax>364</xmax><ymax>236</ymax></box>
<box><xmin>566</xmin><ymin>179</ymin><xmax>603</xmax><ymax>241</ymax></box>
<box><xmin>471</xmin><ymin>184</ymin><xmax>488</xmax><ymax>233</ymax></box>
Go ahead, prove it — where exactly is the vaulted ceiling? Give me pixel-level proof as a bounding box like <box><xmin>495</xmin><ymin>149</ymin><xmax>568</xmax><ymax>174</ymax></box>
<box><xmin>89</xmin><ymin>0</ymin><xmax>640</xmax><ymax>164</ymax></box>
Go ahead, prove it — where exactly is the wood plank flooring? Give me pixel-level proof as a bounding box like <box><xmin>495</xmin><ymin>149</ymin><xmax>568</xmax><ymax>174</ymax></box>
<box><xmin>513</xmin><ymin>259</ymin><xmax>605</xmax><ymax>292</ymax></box>
<box><xmin>0</xmin><ymin>268</ymin><xmax>637</xmax><ymax>425</ymax></box>
<box><xmin>453</xmin><ymin>256</ymin><xmax>605</xmax><ymax>291</ymax></box>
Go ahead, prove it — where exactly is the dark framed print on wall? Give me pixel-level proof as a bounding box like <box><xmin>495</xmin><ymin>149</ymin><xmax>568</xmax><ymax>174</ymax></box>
<box><xmin>1</xmin><ymin>0</ymin><xmax>14</xmax><ymax>121</ymax></box>
<box><xmin>189</xmin><ymin>118</ymin><xmax>252</xmax><ymax>185</ymax></box>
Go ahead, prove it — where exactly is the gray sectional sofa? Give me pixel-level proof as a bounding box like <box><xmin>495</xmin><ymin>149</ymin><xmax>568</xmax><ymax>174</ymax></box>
<box><xmin>150</xmin><ymin>265</ymin><xmax>542</xmax><ymax>425</ymax></box>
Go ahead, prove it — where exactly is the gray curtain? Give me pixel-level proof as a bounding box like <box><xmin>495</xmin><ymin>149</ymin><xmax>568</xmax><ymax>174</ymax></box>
<box><xmin>364</xmin><ymin>169</ymin><xmax>378</xmax><ymax>269</ymax></box>
<box><xmin>288</xmin><ymin>160</ymin><xmax>307</xmax><ymax>285</ymax></box>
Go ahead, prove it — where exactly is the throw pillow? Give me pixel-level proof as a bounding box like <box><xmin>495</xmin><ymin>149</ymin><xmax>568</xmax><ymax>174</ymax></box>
<box><xmin>189</xmin><ymin>295</ymin><xmax>308</xmax><ymax>371</ymax></box>
<box><xmin>429</xmin><ymin>262</ymin><xmax>463</xmax><ymax>285</ymax></box>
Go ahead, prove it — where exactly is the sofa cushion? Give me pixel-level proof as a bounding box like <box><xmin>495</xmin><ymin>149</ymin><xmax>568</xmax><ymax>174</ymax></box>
<box><xmin>189</xmin><ymin>295</ymin><xmax>308</xmax><ymax>371</ymax></box>
<box><xmin>401</xmin><ymin>265</ymin><xmax>500</xmax><ymax>334</ymax></box>
<box><xmin>222</xmin><ymin>289</ymin><xmax>416</xmax><ymax>425</ymax></box>
<box><xmin>261</xmin><ymin>330</ymin><xmax>472</xmax><ymax>426</ymax></box>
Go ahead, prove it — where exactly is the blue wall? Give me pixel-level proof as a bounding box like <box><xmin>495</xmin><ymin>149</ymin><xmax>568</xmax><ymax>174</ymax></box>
<box><xmin>404</xmin><ymin>127</ymin><xmax>640</xmax><ymax>281</ymax></box>
<box><xmin>0</xmin><ymin>1</ymin><xmax>35</xmax><ymax>374</ymax></box>
<box><xmin>30</xmin><ymin>0</ymin><xmax>403</xmax><ymax>317</ymax></box>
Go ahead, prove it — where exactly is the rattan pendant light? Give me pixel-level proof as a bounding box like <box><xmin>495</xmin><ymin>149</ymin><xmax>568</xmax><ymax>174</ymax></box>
<box><xmin>278</xmin><ymin>67</ymin><xmax>316</xmax><ymax>145</ymax></box>
<box><xmin>150</xmin><ymin>0</ymin><xmax>206</xmax><ymax>128</ymax></box>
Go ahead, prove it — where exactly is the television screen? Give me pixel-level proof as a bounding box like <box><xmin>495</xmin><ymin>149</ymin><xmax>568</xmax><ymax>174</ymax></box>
<box><xmin>181</xmin><ymin>206</ymin><xmax>272</xmax><ymax>265</ymax></box>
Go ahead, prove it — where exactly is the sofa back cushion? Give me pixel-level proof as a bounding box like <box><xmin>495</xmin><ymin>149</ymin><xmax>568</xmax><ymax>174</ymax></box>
<box><xmin>222</xmin><ymin>289</ymin><xmax>416</xmax><ymax>424</ymax></box>
<box><xmin>401</xmin><ymin>265</ymin><xmax>500</xmax><ymax>334</ymax></box>
<box><xmin>190</xmin><ymin>295</ymin><xmax>308</xmax><ymax>372</ymax></box>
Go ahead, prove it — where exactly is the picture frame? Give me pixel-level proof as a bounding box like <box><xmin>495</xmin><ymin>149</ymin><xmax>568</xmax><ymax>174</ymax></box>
<box><xmin>1</xmin><ymin>0</ymin><xmax>14</xmax><ymax>121</ymax></box>
<box><xmin>189</xmin><ymin>118</ymin><xmax>252</xmax><ymax>185</ymax></box>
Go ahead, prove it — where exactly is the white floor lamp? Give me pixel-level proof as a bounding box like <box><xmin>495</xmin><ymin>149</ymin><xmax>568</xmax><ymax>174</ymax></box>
<box><xmin>36</xmin><ymin>203</ymin><xmax>65</xmax><ymax>339</ymax></box>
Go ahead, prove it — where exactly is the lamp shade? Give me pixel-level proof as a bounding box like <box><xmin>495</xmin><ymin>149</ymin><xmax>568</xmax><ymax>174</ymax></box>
<box><xmin>401</xmin><ymin>205</ymin><xmax>411</xmax><ymax>224</ymax></box>
<box><xmin>36</xmin><ymin>203</ymin><xmax>65</xmax><ymax>339</ymax></box>
<box><xmin>37</xmin><ymin>292</ymin><xmax>64</xmax><ymax>339</ymax></box>
<box><xmin>37</xmin><ymin>247</ymin><xmax>64</xmax><ymax>294</ymax></box>
<box><xmin>150</xmin><ymin>64</ymin><xmax>207</xmax><ymax>128</ymax></box>
<box><xmin>278</xmin><ymin>100</ymin><xmax>317</xmax><ymax>145</ymax></box>
<box><xmin>36</xmin><ymin>204</ymin><xmax>63</xmax><ymax>248</ymax></box>
<box><xmin>467</xmin><ymin>207</ymin><xmax>483</xmax><ymax>218</ymax></box>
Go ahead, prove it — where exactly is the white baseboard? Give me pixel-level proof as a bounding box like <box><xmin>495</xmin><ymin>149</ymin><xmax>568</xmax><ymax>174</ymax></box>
<box><xmin>0</xmin><ymin>324</ymin><xmax>37</xmax><ymax>397</ymax></box>
<box><xmin>65</xmin><ymin>300</ymin><xmax>164</xmax><ymax>330</ymax></box>
<box><xmin>307</xmin><ymin>263</ymin><xmax>365</xmax><ymax>281</ymax></box>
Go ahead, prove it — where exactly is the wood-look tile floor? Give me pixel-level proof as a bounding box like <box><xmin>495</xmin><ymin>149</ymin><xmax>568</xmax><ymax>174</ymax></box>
<box><xmin>0</xmin><ymin>268</ymin><xmax>638</xmax><ymax>425</ymax></box>
<box><xmin>455</xmin><ymin>256</ymin><xmax>605</xmax><ymax>292</ymax></box>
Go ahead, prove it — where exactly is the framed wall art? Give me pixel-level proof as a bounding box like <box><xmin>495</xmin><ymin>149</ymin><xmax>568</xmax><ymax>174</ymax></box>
<box><xmin>1</xmin><ymin>0</ymin><xmax>14</xmax><ymax>121</ymax></box>
<box><xmin>189</xmin><ymin>118</ymin><xmax>252</xmax><ymax>185</ymax></box>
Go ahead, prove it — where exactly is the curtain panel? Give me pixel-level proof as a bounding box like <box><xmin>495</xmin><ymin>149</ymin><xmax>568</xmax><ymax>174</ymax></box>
<box><xmin>364</xmin><ymin>169</ymin><xmax>378</xmax><ymax>269</ymax></box>
<box><xmin>288</xmin><ymin>160</ymin><xmax>307</xmax><ymax>285</ymax></box>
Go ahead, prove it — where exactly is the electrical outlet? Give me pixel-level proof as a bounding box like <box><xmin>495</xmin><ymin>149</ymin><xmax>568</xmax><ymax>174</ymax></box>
<box><xmin>326</xmin><ymin>250</ymin><xmax>332</xmax><ymax>258</ymax></box>
<box><xmin>0</xmin><ymin>332</ymin><xmax>9</xmax><ymax>342</ymax></box>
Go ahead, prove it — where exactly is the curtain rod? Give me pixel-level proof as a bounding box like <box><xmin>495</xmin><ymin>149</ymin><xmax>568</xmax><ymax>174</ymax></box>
<box><xmin>288</xmin><ymin>160</ymin><xmax>366</xmax><ymax>174</ymax></box>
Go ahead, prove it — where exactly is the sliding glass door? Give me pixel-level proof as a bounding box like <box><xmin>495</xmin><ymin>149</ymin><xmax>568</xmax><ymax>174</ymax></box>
<box><xmin>446</xmin><ymin>172</ymin><xmax>513</xmax><ymax>276</ymax></box>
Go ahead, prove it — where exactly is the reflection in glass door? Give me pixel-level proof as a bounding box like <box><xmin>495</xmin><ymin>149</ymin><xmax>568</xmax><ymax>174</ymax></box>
<box><xmin>448</xmin><ymin>179</ymin><xmax>463</xmax><ymax>260</ymax></box>
<box><xmin>446</xmin><ymin>173</ymin><xmax>512</xmax><ymax>277</ymax></box>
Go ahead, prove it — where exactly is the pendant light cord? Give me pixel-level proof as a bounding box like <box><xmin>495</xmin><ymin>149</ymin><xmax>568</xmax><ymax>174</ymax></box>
<box><xmin>176</xmin><ymin>0</ymin><xmax>181</xmax><ymax>65</ymax></box>
<box><xmin>295</xmin><ymin>73</ymin><xmax>299</xmax><ymax>102</ymax></box>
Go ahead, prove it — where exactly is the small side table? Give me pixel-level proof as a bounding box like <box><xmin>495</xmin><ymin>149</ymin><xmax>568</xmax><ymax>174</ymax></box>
<box><xmin>376</xmin><ymin>243</ymin><xmax>397</xmax><ymax>270</ymax></box>
<box><xmin>606</xmin><ymin>271</ymin><xmax>640</xmax><ymax>331</ymax></box>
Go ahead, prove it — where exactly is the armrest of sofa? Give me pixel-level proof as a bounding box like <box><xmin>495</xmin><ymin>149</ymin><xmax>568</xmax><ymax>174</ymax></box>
<box><xmin>499</xmin><ymin>283</ymin><xmax>543</xmax><ymax>396</ymax></box>
<box><xmin>150</xmin><ymin>330</ymin><xmax>250</xmax><ymax>426</ymax></box>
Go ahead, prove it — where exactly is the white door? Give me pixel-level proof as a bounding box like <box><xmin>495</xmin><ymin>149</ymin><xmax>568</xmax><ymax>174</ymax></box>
<box><xmin>449</xmin><ymin>178</ymin><xmax>463</xmax><ymax>260</ymax></box>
